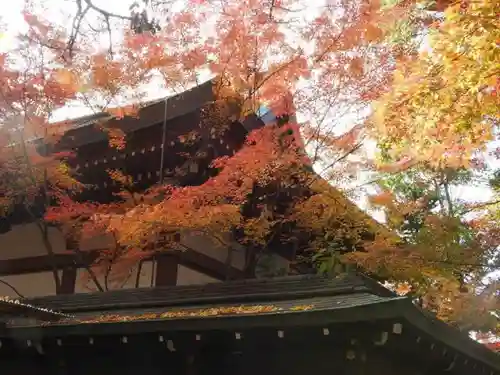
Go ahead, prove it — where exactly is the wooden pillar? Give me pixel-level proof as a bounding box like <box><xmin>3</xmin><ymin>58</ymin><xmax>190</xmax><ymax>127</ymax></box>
<box><xmin>59</xmin><ymin>267</ymin><xmax>76</xmax><ymax>294</ymax></box>
<box><xmin>155</xmin><ymin>254</ymin><xmax>178</xmax><ymax>286</ymax></box>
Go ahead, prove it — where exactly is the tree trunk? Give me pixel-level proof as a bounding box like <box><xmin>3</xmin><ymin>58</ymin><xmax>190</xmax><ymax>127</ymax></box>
<box><xmin>37</xmin><ymin>221</ymin><xmax>62</xmax><ymax>294</ymax></box>
<box><xmin>224</xmin><ymin>246</ymin><xmax>234</xmax><ymax>280</ymax></box>
<box><xmin>244</xmin><ymin>246</ymin><xmax>258</xmax><ymax>279</ymax></box>
<box><xmin>65</xmin><ymin>234</ymin><xmax>105</xmax><ymax>292</ymax></box>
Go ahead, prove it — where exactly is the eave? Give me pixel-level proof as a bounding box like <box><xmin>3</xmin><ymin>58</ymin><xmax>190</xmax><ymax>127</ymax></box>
<box><xmin>0</xmin><ymin>299</ymin><xmax>70</xmax><ymax>322</ymax></box>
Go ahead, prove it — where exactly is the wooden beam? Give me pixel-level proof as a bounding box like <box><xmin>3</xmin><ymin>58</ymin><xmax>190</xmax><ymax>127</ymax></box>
<box><xmin>176</xmin><ymin>249</ymin><xmax>244</xmax><ymax>280</ymax></box>
<box><xmin>155</xmin><ymin>254</ymin><xmax>178</xmax><ymax>286</ymax></box>
<box><xmin>0</xmin><ymin>249</ymin><xmax>243</xmax><ymax>281</ymax></box>
<box><xmin>60</xmin><ymin>267</ymin><xmax>77</xmax><ymax>294</ymax></box>
<box><xmin>0</xmin><ymin>253</ymin><xmax>97</xmax><ymax>277</ymax></box>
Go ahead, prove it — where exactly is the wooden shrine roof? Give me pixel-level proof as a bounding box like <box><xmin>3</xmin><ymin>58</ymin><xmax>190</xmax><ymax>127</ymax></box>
<box><xmin>1</xmin><ymin>274</ymin><xmax>499</xmax><ymax>372</ymax></box>
<box><xmin>20</xmin><ymin>273</ymin><xmax>392</xmax><ymax>312</ymax></box>
<box><xmin>53</xmin><ymin>78</ymin><xmax>215</xmax><ymax>149</ymax></box>
<box><xmin>50</xmin><ymin>76</ymin><xmax>284</xmax><ymax>150</ymax></box>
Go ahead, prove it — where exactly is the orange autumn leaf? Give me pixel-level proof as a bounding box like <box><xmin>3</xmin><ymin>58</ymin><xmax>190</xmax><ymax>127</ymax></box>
<box><xmin>53</xmin><ymin>69</ymin><xmax>79</xmax><ymax>89</ymax></box>
<box><xmin>395</xmin><ymin>282</ymin><xmax>412</xmax><ymax>296</ymax></box>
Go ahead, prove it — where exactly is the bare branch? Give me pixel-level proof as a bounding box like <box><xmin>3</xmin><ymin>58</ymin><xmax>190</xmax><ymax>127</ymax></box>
<box><xmin>104</xmin><ymin>15</ymin><xmax>113</xmax><ymax>57</ymax></box>
<box><xmin>82</xmin><ymin>0</ymin><xmax>132</xmax><ymax>20</ymax></box>
<box><xmin>0</xmin><ymin>279</ymin><xmax>25</xmax><ymax>298</ymax></box>
<box><xmin>462</xmin><ymin>199</ymin><xmax>500</xmax><ymax>215</ymax></box>
<box><xmin>67</xmin><ymin>0</ymin><xmax>91</xmax><ymax>58</ymax></box>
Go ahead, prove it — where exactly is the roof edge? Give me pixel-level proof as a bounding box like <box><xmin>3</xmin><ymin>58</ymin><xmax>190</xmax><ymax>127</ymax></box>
<box><xmin>402</xmin><ymin>302</ymin><xmax>500</xmax><ymax>371</ymax></box>
<box><xmin>5</xmin><ymin>297</ymin><xmax>406</xmax><ymax>339</ymax></box>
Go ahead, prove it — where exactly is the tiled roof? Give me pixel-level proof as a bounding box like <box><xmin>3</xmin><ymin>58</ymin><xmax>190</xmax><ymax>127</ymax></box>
<box><xmin>3</xmin><ymin>274</ymin><xmax>398</xmax><ymax>330</ymax></box>
<box><xmin>23</xmin><ymin>274</ymin><xmax>386</xmax><ymax>313</ymax></box>
<box><xmin>29</xmin><ymin>292</ymin><xmax>397</xmax><ymax>327</ymax></box>
<box><xmin>8</xmin><ymin>276</ymin><xmax>406</xmax><ymax>340</ymax></box>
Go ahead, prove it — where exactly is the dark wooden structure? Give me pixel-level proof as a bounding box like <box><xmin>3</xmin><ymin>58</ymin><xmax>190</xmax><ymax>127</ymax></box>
<box><xmin>0</xmin><ymin>274</ymin><xmax>498</xmax><ymax>375</ymax></box>
<box><xmin>44</xmin><ymin>78</ymin><xmax>249</xmax><ymax>201</ymax></box>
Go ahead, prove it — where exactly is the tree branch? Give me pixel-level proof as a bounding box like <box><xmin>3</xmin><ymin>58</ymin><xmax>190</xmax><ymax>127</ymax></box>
<box><xmin>442</xmin><ymin>172</ymin><xmax>454</xmax><ymax>216</ymax></box>
<box><xmin>462</xmin><ymin>199</ymin><xmax>500</xmax><ymax>214</ymax></box>
<box><xmin>427</xmin><ymin>258</ymin><xmax>498</xmax><ymax>269</ymax></box>
<box><xmin>104</xmin><ymin>15</ymin><xmax>113</xmax><ymax>56</ymax></box>
<box><xmin>306</xmin><ymin>141</ymin><xmax>365</xmax><ymax>188</ymax></box>
<box><xmin>67</xmin><ymin>0</ymin><xmax>90</xmax><ymax>58</ymax></box>
<box><xmin>0</xmin><ymin>279</ymin><xmax>25</xmax><ymax>298</ymax></box>
<box><xmin>82</xmin><ymin>0</ymin><xmax>132</xmax><ymax>20</ymax></box>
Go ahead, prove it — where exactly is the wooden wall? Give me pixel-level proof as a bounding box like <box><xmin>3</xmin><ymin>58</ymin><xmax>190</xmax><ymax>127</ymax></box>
<box><xmin>0</xmin><ymin>339</ymin><xmax>431</xmax><ymax>375</ymax></box>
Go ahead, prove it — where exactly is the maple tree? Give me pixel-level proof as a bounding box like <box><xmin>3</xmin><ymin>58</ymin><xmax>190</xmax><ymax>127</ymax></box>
<box><xmin>359</xmin><ymin>162</ymin><xmax>499</xmax><ymax>333</ymax></box>
<box><xmin>0</xmin><ymin>6</ymin><xmax>152</xmax><ymax>293</ymax></box>
<box><xmin>19</xmin><ymin>0</ymin><xmax>398</xmax><ymax>288</ymax></box>
<box><xmin>0</xmin><ymin>27</ymin><xmax>81</xmax><ymax>294</ymax></box>
<box><xmin>359</xmin><ymin>0</ymin><xmax>499</xmax><ymax>334</ymax></box>
<box><xmin>371</xmin><ymin>0</ymin><xmax>499</xmax><ymax>169</ymax></box>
